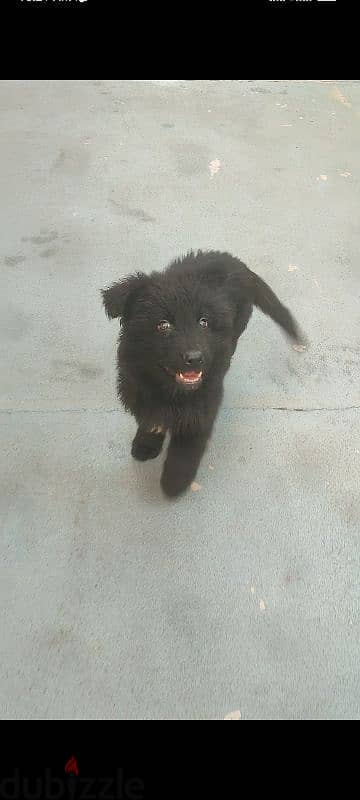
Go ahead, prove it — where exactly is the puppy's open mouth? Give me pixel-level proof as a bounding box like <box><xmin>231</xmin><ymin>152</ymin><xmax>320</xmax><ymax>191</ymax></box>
<box><xmin>175</xmin><ymin>370</ymin><xmax>203</xmax><ymax>387</ymax></box>
<box><xmin>164</xmin><ymin>367</ymin><xmax>203</xmax><ymax>388</ymax></box>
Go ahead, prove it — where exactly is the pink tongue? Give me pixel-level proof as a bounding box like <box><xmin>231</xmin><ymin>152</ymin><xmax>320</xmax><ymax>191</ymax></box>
<box><xmin>182</xmin><ymin>371</ymin><xmax>200</xmax><ymax>379</ymax></box>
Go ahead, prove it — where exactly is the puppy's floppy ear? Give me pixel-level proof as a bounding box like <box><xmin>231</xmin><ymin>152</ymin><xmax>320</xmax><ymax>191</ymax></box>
<box><xmin>101</xmin><ymin>272</ymin><xmax>148</xmax><ymax>320</ymax></box>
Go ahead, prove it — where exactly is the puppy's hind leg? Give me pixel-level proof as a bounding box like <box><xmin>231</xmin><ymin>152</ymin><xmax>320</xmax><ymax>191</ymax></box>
<box><xmin>131</xmin><ymin>425</ymin><xmax>166</xmax><ymax>461</ymax></box>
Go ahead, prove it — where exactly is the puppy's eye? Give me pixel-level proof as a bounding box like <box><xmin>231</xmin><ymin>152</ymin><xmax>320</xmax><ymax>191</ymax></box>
<box><xmin>157</xmin><ymin>320</ymin><xmax>173</xmax><ymax>332</ymax></box>
<box><xmin>199</xmin><ymin>317</ymin><xmax>209</xmax><ymax>328</ymax></box>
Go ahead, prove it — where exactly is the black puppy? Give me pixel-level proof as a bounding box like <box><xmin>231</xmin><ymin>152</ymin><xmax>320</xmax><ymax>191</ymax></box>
<box><xmin>102</xmin><ymin>250</ymin><xmax>304</xmax><ymax>497</ymax></box>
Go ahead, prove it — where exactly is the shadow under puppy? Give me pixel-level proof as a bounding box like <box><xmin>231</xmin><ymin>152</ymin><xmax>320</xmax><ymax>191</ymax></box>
<box><xmin>102</xmin><ymin>250</ymin><xmax>304</xmax><ymax>498</ymax></box>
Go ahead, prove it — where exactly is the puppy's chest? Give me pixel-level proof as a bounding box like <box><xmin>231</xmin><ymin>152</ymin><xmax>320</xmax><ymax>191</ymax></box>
<box><xmin>149</xmin><ymin>404</ymin><xmax>201</xmax><ymax>433</ymax></box>
<box><xmin>121</xmin><ymin>373</ymin><xmax>217</xmax><ymax>433</ymax></box>
<box><xmin>145</xmin><ymin>397</ymin><xmax>208</xmax><ymax>434</ymax></box>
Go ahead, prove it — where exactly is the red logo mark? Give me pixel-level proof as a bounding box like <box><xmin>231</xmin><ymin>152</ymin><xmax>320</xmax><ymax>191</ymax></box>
<box><xmin>65</xmin><ymin>756</ymin><xmax>79</xmax><ymax>777</ymax></box>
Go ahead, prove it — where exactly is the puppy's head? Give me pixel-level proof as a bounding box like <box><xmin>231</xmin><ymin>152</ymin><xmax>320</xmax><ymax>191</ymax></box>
<box><xmin>102</xmin><ymin>271</ymin><xmax>235</xmax><ymax>393</ymax></box>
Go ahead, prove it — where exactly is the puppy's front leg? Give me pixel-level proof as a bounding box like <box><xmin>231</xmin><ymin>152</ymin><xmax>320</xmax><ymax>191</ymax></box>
<box><xmin>161</xmin><ymin>429</ymin><xmax>211</xmax><ymax>498</ymax></box>
<box><xmin>131</xmin><ymin>425</ymin><xmax>165</xmax><ymax>461</ymax></box>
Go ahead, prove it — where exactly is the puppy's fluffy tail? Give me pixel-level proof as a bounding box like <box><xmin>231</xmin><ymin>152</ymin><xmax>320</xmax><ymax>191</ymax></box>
<box><xmin>248</xmin><ymin>271</ymin><xmax>307</xmax><ymax>346</ymax></box>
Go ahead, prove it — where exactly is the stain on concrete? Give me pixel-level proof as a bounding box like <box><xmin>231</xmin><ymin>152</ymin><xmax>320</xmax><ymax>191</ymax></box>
<box><xmin>4</xmin><ymin>255</ymin><xmax>26</xmax><ymax>267</ymax></box>
<box><xmin>22</xmin><ymin>231</ymin><xmax>59</xmax><ymax>245</ymax></box>
<box><xmin>109</xmin><ymin>198</ymin><xmax>155</xmax><ymax>223</ymax></box>
<box><xmin>332</xmin><ymin>85</ymin><xmax>352</xmax><ymax>109</ymax></box>
<box><xmin>40</xmin><ymin>248</ymin><xmax>58</xmax><ymax>258</ymax></box>
<box><xmin>52</xmin><ymin>360</ymin><xmax>103</xmax><ymax>381</ymax></box>
<box><xmin>224</xmin><ymin>709</ymin><xmax>242</xmax><ymax>720</ymax></box>
<box><xmin>174</xmin><ymin>142</ymin><xmax>209</xmax><ymax>176</ymax></box>
<box><xmin>0</xmin><ymin>308</ymin><xmax>32</xmax><ymax>341</ymax></box>
<box><xmin>46</xmin><ymin>626</ymin><xmax>76</xmax><ymax>651</ymax></box>
<box><xmin>52</xmin><ymin>149</ymin><xmax>90</xmax><ymax>174</ymax></box>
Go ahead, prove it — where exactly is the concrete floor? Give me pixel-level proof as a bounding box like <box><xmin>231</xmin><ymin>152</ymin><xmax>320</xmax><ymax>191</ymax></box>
<box><xmin>1</xmin><ymin>80</ymin><xmax>359</xmax><ymax>720</ymax></box>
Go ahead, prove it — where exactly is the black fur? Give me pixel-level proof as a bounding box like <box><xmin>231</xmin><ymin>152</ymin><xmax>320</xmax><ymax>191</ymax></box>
<box><xmin>102</xmin><ymin>250</ymin><xmax>304</xmax><ymax>497</ymax></box>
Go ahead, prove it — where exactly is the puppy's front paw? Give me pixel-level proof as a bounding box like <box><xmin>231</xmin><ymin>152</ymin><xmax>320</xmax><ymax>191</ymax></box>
<box><xmin>131</xmin><ymin>430</ymin><xmax>164</xmax><ymax>461</ymax></box>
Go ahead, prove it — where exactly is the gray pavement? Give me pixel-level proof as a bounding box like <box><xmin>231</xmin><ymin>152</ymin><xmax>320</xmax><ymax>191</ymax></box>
<box><xmin>1</xmin><ymin>80</ymin><xmax>359</xmax><ymax>719</ymax></box>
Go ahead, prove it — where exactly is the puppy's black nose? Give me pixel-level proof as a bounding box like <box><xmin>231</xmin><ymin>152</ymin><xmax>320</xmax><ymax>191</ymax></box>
<box><xmin>182</xmin><ymin>350</ymin><xmax>204</xmax><ymax>367</ymax></box>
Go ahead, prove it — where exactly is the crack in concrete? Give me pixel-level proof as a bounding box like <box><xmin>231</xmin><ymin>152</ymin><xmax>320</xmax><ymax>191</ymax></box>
<box><xmin>0</xmin><ymin>406</ymin><xmax>359</xmax><ymax>415</ymax></box>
